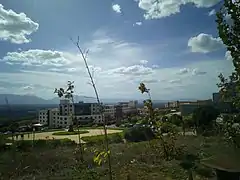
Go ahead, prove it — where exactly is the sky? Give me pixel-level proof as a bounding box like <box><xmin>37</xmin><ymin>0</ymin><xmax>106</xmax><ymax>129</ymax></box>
<box><xmin>0</xmin><ymin>0</ymin><xmax>234</xmax><ymax>101</ymax></box>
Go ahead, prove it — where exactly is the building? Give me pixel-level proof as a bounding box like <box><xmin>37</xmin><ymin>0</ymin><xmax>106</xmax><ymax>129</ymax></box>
<box><xmin>165</xmin><ymin>101</ymin><xmax>179</xmax><ymax>108</ymax></box>
<box><xmin>212</xmin><ymin>92</ymin><xmax>235</xmax><ymax>113</ymax></box>
<box><xmin>179</xmin><ymin>99</ymin><xmax>213</xmax><ymax>116</ymax></box>
<box><xmin>49</xmin><ymin>108</ymin><xmax>59</xmax><ymax>127</ymax></box>
<box><xmin>38</xmin><ymin>99</ymin><xmax>138</xmax><ymax>128</ymax></box>
<box><xmin>118</xmin><ymin>101</ymin><xmax>138</xmax><ymax>116</ymax></box>
<box><xmin>103</xmin><ymin>105</ymin><xmax>115</xmax><ymax>124</ymax></box>
<box><xmin>38</xmin><ymin>109</ymin><xmax>49</xmax><ymax>126</ymax></box>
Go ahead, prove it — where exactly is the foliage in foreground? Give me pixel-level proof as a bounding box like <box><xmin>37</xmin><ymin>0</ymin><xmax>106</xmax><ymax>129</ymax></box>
<box><xmin>0</xmin><ymin>135</ymin><xmax>236</xmax><ymax>180</ymax></box>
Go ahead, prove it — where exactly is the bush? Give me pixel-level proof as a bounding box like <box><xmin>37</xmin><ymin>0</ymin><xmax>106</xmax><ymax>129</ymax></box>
<box><xmin>82</xmin><ymin>133</ymin><xmax>123</xmax><ymax>145</ymax></box>
<box><xmin>160</xmin><ymin>122</ymin><xmax>178</xmax><ymax>134</ymax></box>
<box><xmin>12</xmin><ymin>138</ymin><xmax>76</xmax><ymax>151</ymax></box>
<box><xmin>124</xmin><ymin>126</ymin><xmax>155</xmax><ymax>142</ymax></box>
<box><xmin>52</xmin><ymin>130</ymin><xmax>89</xmax><ymax>136</ymax></box>
<box><xmin>169</xmin><ymin>114</ymin><xmax>182</xmax><ymax>126</ymax></box>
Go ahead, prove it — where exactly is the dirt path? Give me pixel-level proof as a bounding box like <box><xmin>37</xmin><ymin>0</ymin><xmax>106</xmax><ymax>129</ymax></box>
<box><xmin>11</xmin><ymin>129</ymin><xmax>122</xmax><ymax>143</ymax></box>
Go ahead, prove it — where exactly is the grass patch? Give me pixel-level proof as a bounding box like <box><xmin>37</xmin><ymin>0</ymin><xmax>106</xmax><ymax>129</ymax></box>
<box><xmin>0</xmin><ymin>135</ymin><xmax>239</xmax><ymax>179</ymax></box>
<box><xmin>52</xmin><ymin>130</ymin><xmax>89</xmax><ymax>136</ymax></box>
<box><xmin>82</xmin><ymin>132</ymin><xmax>124</xmax><ymax>145</ymax></box>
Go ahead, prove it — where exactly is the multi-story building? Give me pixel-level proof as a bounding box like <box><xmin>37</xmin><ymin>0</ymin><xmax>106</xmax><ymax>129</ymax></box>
<box><xmin>38</xmin><ymin>99</ymin><xmax>138</xmax><ymax>128</ymax></box>
<box><xmin>179</xmin><ymin>99</ymin><xmax>213</xmax><ymax>116</ymax></box>
<box><xmin>38</xmin><ymin>109</ymin><xmax>49</xmax><ymax>125</ymax></box>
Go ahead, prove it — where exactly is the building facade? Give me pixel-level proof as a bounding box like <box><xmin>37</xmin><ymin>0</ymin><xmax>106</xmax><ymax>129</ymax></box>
<box><xmin>38</xmin><ymin>99</ymin><xmax>138</xmax><ymax>128</ymax></box>
<box><xmin>179</xmin><ymin>99</ymin><xmax>213</xmax><ymax>116</ymax></box>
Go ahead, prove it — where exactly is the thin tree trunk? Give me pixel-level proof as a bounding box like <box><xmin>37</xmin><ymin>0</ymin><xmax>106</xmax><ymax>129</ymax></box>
<box><xmin>72</xmin><ymin>37</ymin><xmax>112</xmax><ymax>180</ymax></box>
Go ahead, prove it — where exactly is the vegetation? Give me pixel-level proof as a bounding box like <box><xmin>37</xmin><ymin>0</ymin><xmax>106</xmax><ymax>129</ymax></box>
<box><xmin>52</xmin><ymin>130</ymin><xmax>89</xmax><ymax>136</ymax></box>
<box><xmin>216</xmin><ymin>0</ymin><xmax>240</xmax><ymax>149</ymax></box>
<box><xmin>192</xmin><ymin>106</ymin><xmax>219</xmax><ymax>135</ymax></box>
<box><xmin>82</xmin><ymin>132</ymin><xmax>123</xmax><ymax>145</ymax></box>
<box><xmin>0</xmin><ymin>135</ymin><xmax>237</xmax><ymax>179</ymax></box>
<box><xmin>71</xmin><ymin>37</ymin><xmax>113</xmax><ymax>180</ymax></box>
<box><xmin>124</xmin><ymin>126</ymin><xmax>155</xmax><ymax>142</ymax></box>
<box><xmin>55</xmin><ymin>81</ymin><xmax>84</xmax><ymax>162</ymax></box>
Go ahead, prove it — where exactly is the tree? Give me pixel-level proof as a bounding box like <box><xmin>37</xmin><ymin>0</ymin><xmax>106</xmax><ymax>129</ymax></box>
<box><xmin>216</xmin><ymin>0</ymin><xmax>240</xmax><ymax>108</ymax></box>
<box><xmin>192</xmin><ymin>106</ymin><xmax>219</xmax><ymax>135</ymax></box>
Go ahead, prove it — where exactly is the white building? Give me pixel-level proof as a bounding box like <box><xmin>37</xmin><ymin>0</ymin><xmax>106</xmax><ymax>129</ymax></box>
<box><xmin>38</xmin><ymin>109</ymin><xmax>49</xmax><ymax>125</ymax></box>
<box><xmin>38</xmin><ymin>99</ymin><xmax>138</xmax><ymax>128</ymax></box>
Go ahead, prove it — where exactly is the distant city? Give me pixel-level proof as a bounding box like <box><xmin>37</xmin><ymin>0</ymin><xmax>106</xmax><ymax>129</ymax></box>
<box><xmin>34</xmin><ymin>91</ymin><xmax>234</xmax><ymax>129</ymax></box>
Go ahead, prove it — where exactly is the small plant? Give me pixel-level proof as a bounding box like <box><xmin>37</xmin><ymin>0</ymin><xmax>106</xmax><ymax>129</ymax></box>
<box><xmin>55</xmin><ymin>81</ymin><xmax>84</xmax><ymax>162</ymax></box>
<box><xmin>71</xmin><ymin>36</ymin><xmax>113</xmax><ymax>180</ymax></box>
<box><xmin>138</xmin><ymin>82</ymin><xmax>178</xmax><ymax>160</ymax></box>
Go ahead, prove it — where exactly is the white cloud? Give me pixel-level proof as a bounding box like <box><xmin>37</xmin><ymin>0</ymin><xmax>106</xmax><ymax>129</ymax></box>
<box><xmin>112</xmin><ymin>4</ymin><xmax>121</xmax><ymax>13</ymax></box>
<box><xmin>83</xmin><ymin>30</ymin><xmax>151</xmax><ymax>69</ymax></box>
<box><xmin>0</xmin><ymin>58</ymin><xmax>233</xmax><ymax>100</ymax></box>
<box><xmin>134</xmin><ymin>21</ymin><xmax>142</xmax><ymax>26</ymax></box>
<box><xmin>139</xmin><ymin>60</ymin><xmax>148</xmax><ymax>64</ymax></box>
<box><xmin>225</xmin><ymin>51</ymin><xmax>233</xmax><ymax>61</ymax></box>
<box><xmin>192</xmin><ymin>68</ymin><xmax>207</xmax><ymax>75</ymax></box>
<box><xmin>1</xmin><ymin>49</ymin><xmax>77</xmax><ymax>67</ymax></box>
<box><xmin>152</xmin><ymin>64</ymin><xmax>159</xmax><ymax>69</ymax></box>
<box><xmin>142</xmin><ymin>79</ymin><xmax>159</xmax><ymax>83</ymax></box>
<box><xmin>0</xmin><ymin>4</ymin><xmax>39</xmax><ymax>44</ymax></box>
<box><xmin>177</xmin><ymin>68</ymin><xmax>190</xmax><ymax>75</ymax></box>
<box><xmin>22</xmin><ymin>85</ymin><xmax>34</xmax><ymax>90</ymax></box>
<box><xmin>169</xmin><ymin>79</ymin><xmax>181</xmax><ymax>84</ymax></box>
<box><xmin>137</xmin><ymin>0</ymin><xmax>221</xmax><ymax>19</ymax></box>
<box><xmin>177</xmin><ymin>68</ymin><xmax>206</xmax><ymax>76</ymax></box>
<box><xmin>208</xmin><ymin>9</ymin><xmax>216</xmax><ymax>16</ymax></box>
<box><xmin>109</xmin><ymin>65</ymin><xmax>153</xmax><ymax>76</ymax></box>
<box><xmin>188</xmin><ymin>33</ymin><xmax>224</xmax><ymax>53</ymax></box>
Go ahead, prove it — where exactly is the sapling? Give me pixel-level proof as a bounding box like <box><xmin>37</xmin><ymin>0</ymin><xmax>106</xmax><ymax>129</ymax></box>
<box><xmin>55</xmin><ymin>81</ymin><xmax>84</xmax><ymax>162</ymax></box>
<box><xmin>70</xmin><ymin>36</ymin><xmax>113</xmax><ymax>180</ymax></box>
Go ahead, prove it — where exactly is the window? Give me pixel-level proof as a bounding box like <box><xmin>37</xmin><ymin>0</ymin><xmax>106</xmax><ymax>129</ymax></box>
<box><xmin>64</xmin><ymin>122</ymin><xmax>67</xmax><ymax>124</ymax></box>
<box><xmin>64</xmin><ymin>117</ymin><xmax>67</xmax><ymax>120</ymax></box>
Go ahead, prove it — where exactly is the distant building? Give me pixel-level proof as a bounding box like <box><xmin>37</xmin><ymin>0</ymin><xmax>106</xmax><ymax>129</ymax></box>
<box><xmin>38</xmin><ymin>109</ymin><xmax>49</xmax><ymax>126</ymax></box>
<box><xmin>179</xmin><ymin>99</ymin><xmax>213</xmax><ymax>116</ymax></box>
<box><xmin>212</xmin><ymin>92</ymin><xmax>235</xmax><ymax>113</ymax></box>
<box><xmin>38</xmin><ymin>99</ymin><xmax>138</xmax><ymax>128</ymax></box>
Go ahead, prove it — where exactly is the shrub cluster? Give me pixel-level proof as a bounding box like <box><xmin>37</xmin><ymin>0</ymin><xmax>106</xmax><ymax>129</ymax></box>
<box><xmin>124</xmin><ymin>126</ymin><xmax>155</xmax><ymax>142</ymax></box>
<box><xmin>82</xmin><ymin>133</ymin><xmax>124</xmax><ymax>145</ymax></box>
<box><xmin>12</xmin><ymin>138</ymin><xmax>76</xmax><ymax>151</ymax></box>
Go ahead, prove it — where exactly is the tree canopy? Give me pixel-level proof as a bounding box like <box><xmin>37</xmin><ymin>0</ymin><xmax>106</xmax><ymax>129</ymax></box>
<box><xmin>216</xmin><ymin>0</ymin><xmax>240</xmax><ymax>108</ymax></box>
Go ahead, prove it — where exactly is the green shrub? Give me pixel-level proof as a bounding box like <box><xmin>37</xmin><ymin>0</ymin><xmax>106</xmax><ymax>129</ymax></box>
<box><xmin>12</xmin><ymin>138</ymin><xmax>76</xmax><ymax>151</ymax></box>
<box><xmin>169</xmin><ymin>114</ymin><xmax>182</xmax><ymax>126</ymax></box>
<box><xmin>82</xmin><ymin>133</ymin><xmax>123</xmax><ymax>145</ymax></box>
<box><xmin>124</xmin><ymin>126</ymin><xmax>155</xmax><ymax>142</ymax></box>
<box><xmin>52</xmin><ymin>130</ymin><xmax>89</xmax><ymax>136</ymax></box>
<box><xmin>160</xmin><ymin>122</ymin><xmax>178</xmax><ymax>133</ymax></box>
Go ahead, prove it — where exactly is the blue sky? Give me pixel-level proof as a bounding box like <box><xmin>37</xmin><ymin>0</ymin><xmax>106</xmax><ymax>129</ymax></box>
<box><xmin>0</xmin><ymin>0</ymin><xmax>234</xmax><ymax>100</ymax></box>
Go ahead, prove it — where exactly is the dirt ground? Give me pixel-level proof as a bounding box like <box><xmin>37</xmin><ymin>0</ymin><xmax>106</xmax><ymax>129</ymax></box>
<box><xmin>11</xmin><ymin>129</ymin><xmax>122</xmax><ymax>143</ymax></box>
